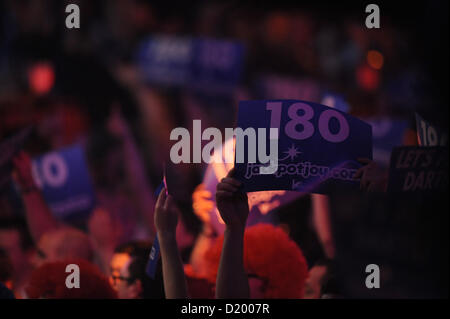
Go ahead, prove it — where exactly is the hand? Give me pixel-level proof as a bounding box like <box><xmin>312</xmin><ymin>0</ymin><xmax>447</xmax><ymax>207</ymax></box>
<box><xmin>154</xmin><ymin>188</ymin><xmax>180</xmax><ymax>238</ymax></box>
<box><xmin>12</xmin><ymin>151</ymin><xmax>37</xmax><ymax>190</ymax></box>
<box><xmin>107</xmin><ymin>104</ymin><xmax>131</xmax><ymax>140</ymax></box>
<box><xmin>215</xmin><ymin>168</ymin><xmax>249</xmax><ymax>231</ymax></box>
<box><xmin>192</xmin><ymin>184</ymin><xmax>214</xmax><ymax>225</ymax></box>
<box><xmin>354</xmin><ymin>158</ymin><xmax>388</xmax><ymax>192</ymax></box>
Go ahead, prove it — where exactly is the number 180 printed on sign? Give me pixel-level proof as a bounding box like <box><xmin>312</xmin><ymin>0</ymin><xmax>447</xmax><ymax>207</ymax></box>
<box><xmin>234</xmin><ymin>100</ymin><xmax>373</xmax><ymax>194</ymax></box>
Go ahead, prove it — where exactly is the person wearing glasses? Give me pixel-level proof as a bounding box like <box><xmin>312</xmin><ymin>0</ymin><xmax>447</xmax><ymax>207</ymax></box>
<box><xmin>109</xmin><ymin>241</ymin><xmax>165</xmax><ymax>299</ymax></box>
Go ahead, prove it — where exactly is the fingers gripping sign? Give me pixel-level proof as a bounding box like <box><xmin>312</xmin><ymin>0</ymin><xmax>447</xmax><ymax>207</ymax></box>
<box><xmin>154</xmin><ymin>188</ymin><xmax>180</xmax><ymax>236</ymax></box>
<box><xmin>152</xmin><ymin>186</ymin><xmax>188</xmax><ymax>298</ymax></box>
<box><xmin>216</xmin><ymin>168</ymin><xmax>249</xmax><ymax>230</ymax></box>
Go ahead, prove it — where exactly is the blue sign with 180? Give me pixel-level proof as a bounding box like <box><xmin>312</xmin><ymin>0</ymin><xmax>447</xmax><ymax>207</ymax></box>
<box><xmin>234</xmin><ymin>100</ymin><xmax>373</xmax><ymax>194</ymax></box>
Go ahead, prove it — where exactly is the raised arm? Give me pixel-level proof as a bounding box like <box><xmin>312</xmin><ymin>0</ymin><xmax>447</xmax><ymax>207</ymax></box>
<box><xmin>154</xmin><ymin>188</ymin><xmax>188</xmax><ymax>299</ymax></box>
<box><xmin>311</xmin><ymin>194</ymin><xmax>335</xmax><ymax>259</ymax></box>
<box><xmin>12</xmin><ymin>151</ymin><xmax>60</xmax><ymax>243</ymax></box>
<box><xmin>108</xmin><ymin>106</ymin><xmax>156</xmax><ymax>237</ymax></box>
<box><xmin>215</xmin><ymin>168</ymin><xmax>250</xmax><ymax>299</ymax></box>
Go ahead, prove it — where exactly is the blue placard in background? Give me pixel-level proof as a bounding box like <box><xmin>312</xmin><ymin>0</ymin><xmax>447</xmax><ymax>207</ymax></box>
<box><xmin>234</xmin><ymin>100</ymin><xmax>372</xmax><ymax>194</ymax></box>
<box><xmin>31</xmin><ymin>145</ymin><xmax>96</xmax><ymax>222</ymax></box>
<box><xmin>137</xmin><ymin>36</ymin><xmax>244</xmax><ymax>93</ymax></box>
<box><xmin>189</xmin><ymin>38</ymin><xmax>244</xmax><ymax>92</ymax></box>
<box><xmin>137</xmin><ymin>36</ymin><xmax>192</xmax><ymax>86</ymax></box>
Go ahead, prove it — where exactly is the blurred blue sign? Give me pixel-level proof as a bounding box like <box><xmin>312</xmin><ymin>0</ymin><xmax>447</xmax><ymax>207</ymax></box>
<box><xmin>32</xmin><ymin>145</ymin><xmax>95</xmax><ymax>222</ymax></box>
<box><xmin>137</xmin><ymin>36</ymin><xmax>244</xmax><ymax>93</ymax></box>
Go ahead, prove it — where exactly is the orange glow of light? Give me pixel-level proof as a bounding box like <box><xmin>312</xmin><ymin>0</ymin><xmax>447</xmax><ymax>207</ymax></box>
<box><xmin>366</xmin><ymin>50</ymin><xmax>384</xmax><ymax>70</ymax></box>
<box><xmin>28</xmin><ymin>62</ymin><xmax>55</xmax><ymax>95</ymax></box>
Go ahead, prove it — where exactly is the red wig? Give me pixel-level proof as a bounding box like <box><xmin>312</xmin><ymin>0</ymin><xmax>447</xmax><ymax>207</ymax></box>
<box><xmin>26</xmin><ymin>259</ymin><xmax>117</xmax><ymax>299</ymax></box>
<box><xmin>184</xmin><ymin>265</ymin><xmax>215</xmax><ymax>299</ymax></box>
<box><xmin>204</xmin><ymin>224</ymin><xmax>309</xmax><ymax>298</ymax></box>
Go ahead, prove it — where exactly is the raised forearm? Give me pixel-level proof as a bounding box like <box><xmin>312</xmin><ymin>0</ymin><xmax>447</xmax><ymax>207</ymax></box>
<box><xmin>22</xmin><ymin>190</ymin><xmax>60</xmax><ymax>243</ymax></box>
<box><xmin>312</xmin><ymin>194</ymin><xmax>335</xmax><ymax>259</ymax></box>
<box><xmin>122</xmin><ymin>136</ymin><xmax>156</xmax><ymax>236</ymax></box>
<box><xmin>158</xmin><ymin>233</ymin><xmax>188</xmax><ymax>299</ymax></box>
<box><xmin>215</xmin><ymin>227</ymin><xmax>249</xmax><ymax>299</ymax></box>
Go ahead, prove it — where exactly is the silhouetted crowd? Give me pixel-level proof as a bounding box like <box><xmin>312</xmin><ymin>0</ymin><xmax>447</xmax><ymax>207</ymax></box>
<box><xmin>0</xmin><ymin>1</ymin><xmax>448</xmax><ymax>299</ymax></box>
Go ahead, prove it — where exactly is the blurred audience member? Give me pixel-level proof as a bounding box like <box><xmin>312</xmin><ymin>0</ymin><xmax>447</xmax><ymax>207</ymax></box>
<box><xmin>25</xmin><ymin>259</ymin><xmax>117</xmax><ymax>299</ymax></box>
<box><xmin>32</xmin><ymin>227</ymin><xmax>93</xmax><ymax>267</ymax></box>
<box><xmin>0</xmin><ymin>218</ymin><xmax>34</xmax><ymax>297</ymax></box>
<box><xmin>109</xmin><ymin>240</ymin><xmax>165</xmax><ymax>299</ymax></box>
<box><xmin>88</xmin><ymin>207</ymin><xmax>123</xmax><ymax>274</ymax></box>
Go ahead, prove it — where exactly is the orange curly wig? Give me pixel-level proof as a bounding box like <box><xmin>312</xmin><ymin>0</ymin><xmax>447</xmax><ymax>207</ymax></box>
<box><xmin>26</xmin><ymin>259</ymin><xmax>117</xmax><ymax>299</ymax></box>
<box><xmin>204</xmin><ymin>223</ymin><xmax>309</xmax><ymax>298</ymax></box>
